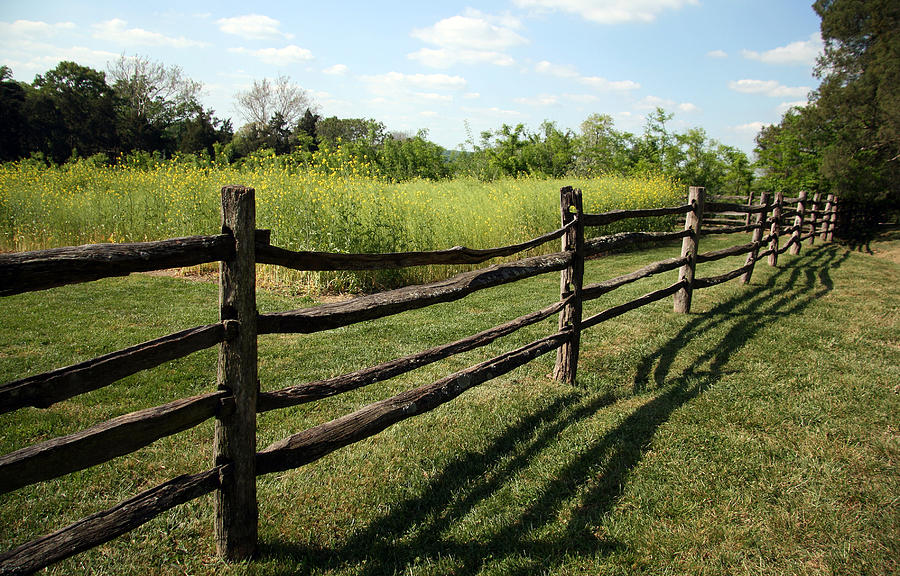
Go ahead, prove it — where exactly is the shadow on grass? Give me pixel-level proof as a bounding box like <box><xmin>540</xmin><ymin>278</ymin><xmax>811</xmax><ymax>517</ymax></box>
<box><xmin>258</xmin><ymin>243</ymin><xmax>848</xmax><ymax>575</ymax></box>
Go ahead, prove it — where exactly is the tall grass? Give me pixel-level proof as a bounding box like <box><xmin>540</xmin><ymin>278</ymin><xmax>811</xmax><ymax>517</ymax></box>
<box><xmin>0</xmin><ymin>154</ymin><xmax>682</xmax><ymax>292</ymax></box>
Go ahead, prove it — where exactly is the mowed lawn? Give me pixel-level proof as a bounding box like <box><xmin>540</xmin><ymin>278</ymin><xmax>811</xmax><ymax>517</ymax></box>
<box><xmin>0</xmin><ymin>233</ymin><xmax>897</xmax><ymax>575</ymax></box>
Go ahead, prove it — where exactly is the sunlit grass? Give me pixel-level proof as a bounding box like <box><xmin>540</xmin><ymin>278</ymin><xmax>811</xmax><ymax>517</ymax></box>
<box><xmin>0</xmin><ymin>156</ymin><xmax>682</xmax><ymax>293</ymax></box>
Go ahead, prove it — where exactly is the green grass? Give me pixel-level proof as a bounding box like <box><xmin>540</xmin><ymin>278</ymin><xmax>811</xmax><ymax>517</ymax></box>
<box><xmin>0</xmin><ymin>233</ymin><xmax>897</xmax><ymax>575</ymax></box>
<box><xmin>0</xmin><ymin>160</ymin><xmax>681</xmax><ymax>293</ymax></box>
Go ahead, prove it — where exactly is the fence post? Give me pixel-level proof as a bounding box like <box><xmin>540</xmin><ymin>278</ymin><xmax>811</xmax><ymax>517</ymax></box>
<box><xmin>745</xmin><ymin>190</ymin><xmax>754</xmax><ymax>227</ymax></box>
<box><xmin>742</xmin><ymin>191</ymin><xmax>770</xmax><ymax>284</ymax></box>
<box><xmin>824</xmin><ymin>194</ymin><xmax>836</xmax><ymax>242</ymax></box>
<box><xmin>553</xmin><ymin>186</ymin><xmax>584</xmax><ymax>384</ymax></box>
<box><xmin>789</xmin><ymin>190</ymin><xmax>807</xmax><ymax>256</ymax></box>
<box><xmin>215</xmin><ymin>185</ymin><xmax>258</xmax><ymax>560</ymax></box>
<box><xmin>808</xmin><ymin>193</ymin><xmax>820</xmax><ymax>245</ymax></box>
<box><xmin>674</xmin><ymin>186</ymin><xmax>704</xmax><ymax>314</ymax></box>
<box><xmin>768</xmin><ymin>191</ymin><xmax>783</xmax><ymax>267</ymax></box>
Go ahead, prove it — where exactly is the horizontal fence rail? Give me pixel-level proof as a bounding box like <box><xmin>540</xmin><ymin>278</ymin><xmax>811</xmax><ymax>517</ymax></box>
<box><xmin>257</xmin><ymin>251</ymin><xmax>572</xmax><ymax>334</ymax></box>
<box><xmin>0</xmin><ymin>323</ymin><xmax>226</xmax><ymax>414</ymax></box>
<box><xmin>0</xmin><ymin>183</ymin><xmax>839</xmax><ymax>575</ymax></box>
<box><xmin>256</xmin><ymin>223</ymin><xmax>572</xmax><ymax>270</ymax></box>
<box><xmin>0</xmin><ymin>235</ymin><xmax>234</xmax><ymax>296</ymax></box>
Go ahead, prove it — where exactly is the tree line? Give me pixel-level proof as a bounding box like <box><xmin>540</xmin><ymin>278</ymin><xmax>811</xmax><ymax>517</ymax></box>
<box><xmin>754</xmin><ymin>0</ymin><xmax>898</xmax><ymax>241</ymax></box>
<box><xmin>0</xmin><ymin>56</ymin><xmax>752</xmax><ymax>193</ymax></box>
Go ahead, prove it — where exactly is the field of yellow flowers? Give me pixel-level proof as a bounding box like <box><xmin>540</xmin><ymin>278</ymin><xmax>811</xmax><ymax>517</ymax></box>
<box><xmin>0</xmin><ymin>154</ymin><xmax>683</xmax><ymax>292</ymax></box>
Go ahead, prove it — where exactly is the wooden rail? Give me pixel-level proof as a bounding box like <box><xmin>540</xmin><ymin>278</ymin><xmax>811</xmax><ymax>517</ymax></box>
<box><xmin>0</xmin><ymin>183</ymin><xmax>839</xmax><ymax>574</ymax></box>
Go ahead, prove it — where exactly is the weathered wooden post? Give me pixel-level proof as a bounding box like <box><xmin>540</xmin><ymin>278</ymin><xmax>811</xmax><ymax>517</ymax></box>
<box><xmin>789</xmin><ymin>190</ymin><xmax>807</xmax><ymax>255</ymax></box>
<box><xmin>742</xmin><ymin>191</ymin><xmax>770</xmax><ymax>284</ymax></box>
<box><xmin>808</xmin><ymin>193</ymin><xmax>820</xmax><ymax>245</ymax></box>
<box><xmin>674</xmin><ymin>186</ymin><xmax>704</xmax><ymax>314</ymax></box>
<box><xmin>824</xmin><ymin>194</ymin><xmax>836</xmax><ymax>242</ymax></box>
<box><xmin>215</xmin><ymin>185</ymin><xmax>258</xmax><ymax>560</ymax></box>
<box><xmin>553</xmin><ymin>186</ymin><xmax>584</xmax><ymax>384</ymax></box>
<box><xmin>745</xmin><ymin>190</ymin><xmax>754</xmax><ymax>227</ymax></box>
<box><xmin>768</xmin><ymin>191</ymin><xmax>783</xmax><ymax>267</ymax></box>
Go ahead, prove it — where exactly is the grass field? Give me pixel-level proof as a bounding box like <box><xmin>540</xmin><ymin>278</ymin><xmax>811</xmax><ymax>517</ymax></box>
<box><xmin>1</xmin><ymin>231</ymin><xmax>898</xmax><ymax>575</ymax></box>
<box><xmin>0</xmin><ymin>159</ymin><xmax>681</xmax><ymax>292</ymax></box>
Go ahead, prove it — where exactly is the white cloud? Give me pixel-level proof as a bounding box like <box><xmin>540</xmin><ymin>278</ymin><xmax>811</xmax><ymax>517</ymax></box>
<box><xmin>742</xmin><ymin>33</ymin><xmax>822</xmax><ymax>66</ymax></box>
<box><xmin>512</xmin><ymin>0</ymin><xmax>699</xmax><ymax>24</ymax></box>
<box><xmin>535</xmin><ymin>60</ymin><xmax>579</xmax><ymax>78</ymax></box>
<box><xmin>323</xmin><ymin>64</ymin><xmax>348</xmax><ymax>75</ymax></box>
<box><xmin>415</xmin><ymin>92</ymin><xmax>454</xmax><ymax>102</ymax></box>
<box><xmin>635</xmin><ymin>95</ymin><xmax>698</xmax><ymax>113</ymax></box>
<box><xmin>580</xmin><ymin>75</ymin><xmax>640</xmax><ymax>91</ymax></box>
<box><xmin>514</xmin><ymin>94</ymin><xmax>560</xmax><ymax>106</ymax></box>
<box><xmin>361</xmin><ymin>72</ymin><xmax>467</xmax><ymax>98</ymax></box>
<box><xmin>92</xmin><ymin>18</ymin><xmax>207</xmax><ymax>48</ymax></box>
<box><xmin>409</xmin><ymin>48</ymin><xmax>515</xmax><ymax>68</ymax></box>
<box><xmin>729</xmin><ymin>79</ymin><xmax>810</xmax><ymax>98</ymax></box>
<box><xmin>533</xmin><ymin>59</ymin><xmax>639</xmax><ymax>92</ymax></box>
<box><xmin>410</xmin><ymin>9</ymin><xmax>526</xmax><ymax>68</ymax></box>
<box><xmin>412</xmin><ymin>9</ymin><xmax>526</xmax><ymax>51</ymax></box>
<box><xmin>707</xmin><ymin>49</ymin><xmax>728</xmax><ymax>59</ymax></box>
<box><xmin>229</xmin><ymin>45</ymin><xmax>313</xmax><ymax>65</ymax></box>
<box><xmin>463</xmin><ymin>92</ymin><xmax>481</xmax><ymax>100</ymax></box>
<box><xmin>732</xmin><ymin>121</ymin><xmax>765</xmax><ymax>134</ymax></box>
<box><xmin>0</xmin><ymin>20</ymin><xmax>75</xmax><ymax>38</ymax></box>
<box><xmin>216</xmin><ymin>14</ymin><xmax>293</xmax><ymax>41</ymax></box>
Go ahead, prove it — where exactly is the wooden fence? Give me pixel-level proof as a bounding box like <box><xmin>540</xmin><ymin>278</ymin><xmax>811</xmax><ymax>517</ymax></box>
<box><xmin>0</xmin><ymin>185</ymin><xmax>838</xmax><ymax>574</ymax></box>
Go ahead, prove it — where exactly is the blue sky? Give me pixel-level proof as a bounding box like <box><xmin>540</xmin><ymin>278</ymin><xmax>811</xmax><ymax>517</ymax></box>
<box><xmin>0</xmin><ymin>0</ymin><xmax>822</xmax><ymax>156</ymax></box>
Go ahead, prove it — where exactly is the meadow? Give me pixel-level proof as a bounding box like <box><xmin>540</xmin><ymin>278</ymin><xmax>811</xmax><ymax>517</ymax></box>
<box><xmin>0</xmin><ymin>153</ymin><xmax>682</xmax><ymax>292</ymax></box>
<box><xmin>0</xmin><ymin>231</ymin><xmax>896</xmax><ymax>575</ymax></box>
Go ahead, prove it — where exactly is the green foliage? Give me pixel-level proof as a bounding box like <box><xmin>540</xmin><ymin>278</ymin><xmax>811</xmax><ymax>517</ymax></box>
<box><xmin>757</xmin><ymin>0</ymin><xmax>899</xmax><ymax>221</ymax></box>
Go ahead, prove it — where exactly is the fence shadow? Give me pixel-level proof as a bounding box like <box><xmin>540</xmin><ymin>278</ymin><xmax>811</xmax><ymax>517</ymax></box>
<box><xmin>257</xmin><ymin>242</ymin><xmax>848</xmax><ymax>575</ymax></box>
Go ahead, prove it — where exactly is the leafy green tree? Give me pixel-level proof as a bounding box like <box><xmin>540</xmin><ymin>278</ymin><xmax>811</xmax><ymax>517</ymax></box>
<box><xmin>30</xmin><ymin>61</ymin><xmax>118</xmax><ymax>162</ymax></box>
<box><xmin>378</xmin><ymin>129</ymin><xmax>449</xmax><ymax>181</ymax></box>
<box><xmin>108</xmin><ymin>55</ymin><xmax>203</xmax><ymax>154</ymax></box>
<box><xmin>811</xmin><ymin>0</ymin><xmax>899</xmax><ymax>204</ymax></box>
<box><xmin>575</xmin><ymin>113</ymin><xmax>632</xmax><ymax>175</ymax></box>
<box><xmin>0</xmin><ymin>66</ymin><xmax>28</xmax><ymax>161</ymax></box>
<box><xmin>755</xmin><ymin>105</ymin><xmax>828</xmax><ymax>195</ymax></box>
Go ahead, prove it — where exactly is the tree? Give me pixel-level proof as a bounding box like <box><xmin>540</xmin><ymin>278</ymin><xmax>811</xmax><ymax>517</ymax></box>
<box><xmin>235</xmin><ymin>75</ymin><xmax>314</xmax><ymax>129</ymax></box>
<box><xmin>31</xmin><ymin>61</ymin><xmax>118</xmax><ymax>161</ymax></box>
<box><xmin>575</xmin><ymin>113</ymin><xmax>632</xmax><ymax>175</ymax></box>
<box><xmin>755</xmin><ymin>105</ymin><xmax>828</xmax><ymax>195</ymax></box>
<box><xmin>812</xmin><ymin>0</ymin><xmax>899</xmax><ymax>204</ymax></box>
<box><xmin>108</xmin><ymin>54</ymin><xmax>204</xmax><ymax>153</ymax></box>
<box><xmin>0</xmin><ymin>66</ymin><xmax>28</xmax><ymax>161</ymax></box>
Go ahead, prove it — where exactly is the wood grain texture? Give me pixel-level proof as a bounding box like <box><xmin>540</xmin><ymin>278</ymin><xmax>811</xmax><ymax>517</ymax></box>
<box><xmin>0</xmin><ymin>235</ymin><xmax>234</xmax><ymax>296</ymax></box>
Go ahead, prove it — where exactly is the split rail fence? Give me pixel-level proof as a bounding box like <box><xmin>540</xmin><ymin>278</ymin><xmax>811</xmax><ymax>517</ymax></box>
<box><xmin>0</xmin><ymin>184</ymin><xmax>838</xmax><ymax>574</ymax></box>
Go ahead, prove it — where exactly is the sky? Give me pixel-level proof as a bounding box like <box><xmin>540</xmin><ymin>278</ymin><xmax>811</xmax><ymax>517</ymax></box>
<box><xmin>0</xmin><ymin>0</ymin><xmax>823</xmax><ymax>156</ymax></box>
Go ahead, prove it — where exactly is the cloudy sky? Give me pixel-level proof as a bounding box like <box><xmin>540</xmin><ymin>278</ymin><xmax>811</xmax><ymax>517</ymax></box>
<box><xmin>0</xmin><ymin>0</ymin><xmax>822</xmax><ymax>155</ymax></box>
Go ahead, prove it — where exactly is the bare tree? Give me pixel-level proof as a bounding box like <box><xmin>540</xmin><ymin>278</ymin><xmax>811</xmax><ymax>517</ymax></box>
<box><xmin>235</xmin><ymin>75</ymin><xmax>314</xmax><ymax>128</ymax></box>
<box><xmin>108</xmin><ymin>54</ymin><xmax>203</xmax><ymax>124</ymax></box>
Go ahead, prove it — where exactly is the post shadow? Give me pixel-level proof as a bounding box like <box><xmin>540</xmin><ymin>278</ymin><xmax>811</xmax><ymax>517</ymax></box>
<box><xmin>256</xmin><ymin>243</ymin><xmax>847</xmax><ymax>576</ymax></box>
